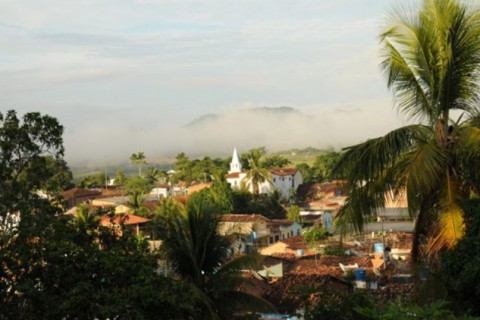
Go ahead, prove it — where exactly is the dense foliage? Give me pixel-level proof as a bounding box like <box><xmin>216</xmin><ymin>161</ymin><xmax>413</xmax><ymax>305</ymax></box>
<box><xmin>440</xmin><ymin>199</ymin><xmax>480</xmax><ymax>316</ymax></box>
<box><xmin>0</xmin><ymin>110</ymin><xmax>64</xmax><ymax>216</ymax></box>
<box><xmin>0</xmin><ymin>111</ymin><xmax>197</xmax><ymax>319</ymax></box>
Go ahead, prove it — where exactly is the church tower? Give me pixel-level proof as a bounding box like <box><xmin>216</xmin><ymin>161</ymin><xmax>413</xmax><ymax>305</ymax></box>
<box><xmin>229</xmin><ymin>148</ymin><xmax>242</xmax><ymax>173</ymax></box>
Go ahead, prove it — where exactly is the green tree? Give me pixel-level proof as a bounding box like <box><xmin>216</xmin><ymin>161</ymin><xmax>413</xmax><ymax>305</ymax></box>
<box><xmin>296</xmin><ymin>162</ymin><xmax>313</xmax><ymax>183</ymax></box>
<box><xmin>312</xmin><ymin>151</ymin><xmax>341</xmax><ymax>181</ymax></box>
<box><xmin>240</xmin><ymin>147</ymin><xmax>266</xmax><ymax>170</ymax></box>
<box><xmin>0</xmin><ymin>111</ymin><xmax>196</xmax><ymax>319</ymax></box>
<box><xmin>78</xmin><ymin>173</ymin><xmax>105</xmax><ymax>188</ymax></box>
<box><xmin>71</xmin><ymin>202</ymin><xmax>100</xmax><ymax>236</ymax></box>
<box><xmin>18</xmin><ymin>156</ymin><xmax>73</xmax><ymax>193</ymax></box>
<box><xmin>145</xmin><ymin>166</ymin><xmax>160</xmax><ymax>185</ymax></box>
<box><xmin>334</xmin><ymin>0</ymin><xmax>480</xmax><ymax>262</ymax></box>
<box><xmin>262</xmin><ymin>155</ymin><xmax>291</xmax><ymax>169</ymax></box>
<box><xmin>130</xmin><ymin>151</ymin><xmax>147</xmax><ymax>176</ymax></box>
<box><xmin>0</xmin><ymin>201</ymin><xmax>197</xmax><ymax>319</ymax></box>
<box><xmin>0</xmin><ymin>110</ymin><xmax>64</xmax><ymax>217</ymax></box>
<box><xmin>244</xmin><ymin>148</ymin><xmax>271</xmax><ymax>195</ymax></box>
<box><xmin>441</xmin><ymin>199</ymin><xmax>480</xmax><ymax>316</ymax></box>
<box><xmin>114</xmin><ymin>169</ymin><xmax>127</xmax><ymax>186</ymax></box>
<box><xmin>155</xmin><ymin>196</ymin><xmax>275</xmax><ymax>319</ymax></box>
<box><xmin>174</xmin><ymin>152</ymin><xmax>193</xmax><ymax>183</ymax></box>
<box><xmin>125</xmin><ymin>176</ymin><xmax>152</xmax><ymax>217</ymax></box>
<box><xmin>287</xmin><ymin>205</ymin><xmax>302</xmax><ymax>223</ymax></box>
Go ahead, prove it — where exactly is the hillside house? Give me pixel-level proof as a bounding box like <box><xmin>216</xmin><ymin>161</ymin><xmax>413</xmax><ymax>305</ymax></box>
<box><xmin>218</xmin><ymin>214</ymin><xmax>302</xmax><ymax>253</ymax></box>
<box><xmin>99</xmin><ymin>213</ymin><xmax>151</xmax><ymax>237</ymax></box>
<box><xmin>61</xmin><ymin>188</ymin><xmax>102</xmax><ymax>209</ymax></box>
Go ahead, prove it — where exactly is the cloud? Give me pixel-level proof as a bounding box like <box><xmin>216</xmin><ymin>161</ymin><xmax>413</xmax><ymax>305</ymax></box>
<box><xmin>63</xmin><ymin>103</ymin><xmax>406</xmax><ymax>164</ymax></box>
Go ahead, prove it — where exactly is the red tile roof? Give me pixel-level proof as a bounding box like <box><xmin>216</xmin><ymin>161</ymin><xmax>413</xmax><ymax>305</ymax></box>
<box><xmin>270</xmin><ymin>168</ymin><xmax>297</xmax><ymax>176</ymax></box>
<box><xmin>61</xmin><ymin>187</ymin><xmax>101</xmax><ymax>200</ymax></box>
<box><xmin>100</xmin><ymin>214</ymin><xmax>151</xmax><ymax>226</ymax></box>
<box><xmin>188</xmin><ymin>183</ymin><xmax>212</xmax><ymax>194</ymax></box>
<box><xmin>225</xmin><ymin>172</ymin><xmax>243</xmax><ymax>178</ymax></box>
<box><xmin>221</xmin><ymin>214</ymin><xmax>269</xmax><ymax>223</ymax></box>
<box><xmin>269</xmin><ymin>219</ymin><xmax>295</xmax><ymax>226</ymax></box>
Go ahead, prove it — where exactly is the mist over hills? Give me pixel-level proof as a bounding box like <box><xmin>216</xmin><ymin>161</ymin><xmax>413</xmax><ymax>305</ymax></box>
<box><xmin>65</xmin><ymin>104</ymin><xmax>405</xmax><ymax>168</ymax></box>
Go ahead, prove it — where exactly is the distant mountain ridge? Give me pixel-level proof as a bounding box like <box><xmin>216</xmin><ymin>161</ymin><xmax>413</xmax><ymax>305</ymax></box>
<box><xmin>186</xmin><ymin>106</ymin><xmax>303</xmax><ymax>127</ymax></box>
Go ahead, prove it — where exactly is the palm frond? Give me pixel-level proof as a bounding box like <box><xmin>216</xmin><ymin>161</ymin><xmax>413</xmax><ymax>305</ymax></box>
<box><xmin>397</xmin><ymin>141</ymin><xmax>448</xmax><ymax>204</ymax></box>
<box><xmin>429</xmin><ymin>169</ymin><xmax>465</xmax><ymax>252</ymax></box>
<box><xmin>334</xmin><ymin>124</ymin><xmax>429</xmax><ymax>183</ymax></box>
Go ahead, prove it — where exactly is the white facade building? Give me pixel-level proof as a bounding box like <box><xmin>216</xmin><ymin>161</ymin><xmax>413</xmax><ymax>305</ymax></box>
<box><xmin>225</xmin><ymin>148</ymin><xmax>303</xmax><ymax>199</ymax></box>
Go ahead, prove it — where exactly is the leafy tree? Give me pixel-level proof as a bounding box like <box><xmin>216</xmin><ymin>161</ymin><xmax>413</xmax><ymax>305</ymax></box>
<box><xmin>155</xmin><ymin>196</ymin><xmax>275</xmax><ymax>319</ymax></box>
<box><xmin>262</xmin><ymin>155</ymin><xmax>291</xmax><ymax>169</ymax></box>
<box><xmin>0</xmin><ymin>110</ymin><xmax>64</xmax><ymax>217</ymax></box>
<box><xmin>174</xmin><ymin>152</ymin><xmax>192</xmax><ymax>182</ymax></box>
<box><xmin>125</xmin><ymin>176</ymin><xmax>152</xmax><ymax>217</ymax></box>
<box><xmin>287</xmin><ymin>205</ymin><xmax>302</xmax><ymax>223</ymax></box>
<box><xmin>334</xmin><ymin>0</ymin><xmax>480</xmax><ymax>262</ymax></box>
<box><xmin>17</xmin><ymin>156</ymin><xmax>73</xmax><ymax>193</ymax></box>
<box><xmin>304</xmin><ymin>225</ymin><xmax>329</xmax><ymax>247</ymax></box>
<box><xmin>231</xmin><ymin>191</ymin><xmax>286</xmax><ymax>219</ymax></box>
<box><xmin>0</xmin><ymin>200</ymin><xmax>197</xmax><ymax>319</ymax></box>
<box><xmin>114</xmin><ymin>169</ymin><xmax>127</xmax><ymax>186</ymax></box>
<box><xmin>355</xmin><ymin>299</ymin><xmax>467</xmax><ymax>320</ymax></box>
<box><xmin>296</xmin><ymin>162</ymin><xmax>314</xmax><ymax>183</ymax></box>
<box><xmin>78</xmin><ymin>173</ymin><xmax>105</xmax><ymax>188</ymax></box>
<box><xmin>0</xmin><ymin>111</ymin><xmax>196</xmax><ymax>319</ymax></box>
<box><xmin>188</xmin><ymin>174</ymin><xmax>234</xmax><ymax>214</ymax></box>
<box><xmin>312</xmin><ymin>151</ymin><xmax>341</xmax><ymax>181</ymax></box>
<box><xmin>130</xmin><ymin>151</ymin><xmax>147</xmax><ymax>176</ymax></box>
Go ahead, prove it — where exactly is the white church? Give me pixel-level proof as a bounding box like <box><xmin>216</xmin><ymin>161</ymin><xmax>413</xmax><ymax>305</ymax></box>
<box><xmin>225</xmin><ymin>148</ymin><xmax>303</xmax><ymax>199</ymax></box>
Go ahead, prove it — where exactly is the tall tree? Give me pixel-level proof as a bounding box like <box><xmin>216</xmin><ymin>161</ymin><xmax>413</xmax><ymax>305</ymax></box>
<box><xmin>0</xmin><ymin>110</ymin><xmax>64</xmax><ymax>218</ymax></box>
<box><xmin>244</xmin><ymin>148</ymin><xmax>271</xmax><ymax>195</ymax></box>
<box><xmin>155</xmin><ymin>196</ymin><xmax>275</xmax><ymax>319</ymax></box>
<box><xmin>130</xmin><ymin>152</ymin><xmax>147</xmax><ymax>176</ymax></box>
<box><xmin>334</xmin><ymin>0</ymin><xmax>480</xmax><ymax>263</ymax></box>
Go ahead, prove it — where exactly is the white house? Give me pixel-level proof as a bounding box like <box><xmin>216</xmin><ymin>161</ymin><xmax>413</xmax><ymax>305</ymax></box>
<box><xmin>225</xmin><ymin>148</ymin><xmax>303</xmax><ymax>199</ymax></box>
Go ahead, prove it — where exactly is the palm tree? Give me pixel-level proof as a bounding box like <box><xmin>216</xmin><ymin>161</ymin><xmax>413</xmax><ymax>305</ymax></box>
<box><xmin>130</xmin><ymin>152</ymin><xmax>147</xmax><ymax>176</ymax></box>
<box><xmin>72</xmin><ymin>203</ymin><xmax>99</xmax><ymax>236</ymax></box>
<box><xmin>244</xmin><ymin>148</ymin><xmax>271</xmax><ymax>195</ymax></box>
<box><xmin>334</xmin><ymin>0</ymin><xmax>480</xmax><ymax>263</ymax></box>
<box><xmin>155</xmin><ymin>196</ymin><xmax>275</xmax><ymax>319</ymax></box>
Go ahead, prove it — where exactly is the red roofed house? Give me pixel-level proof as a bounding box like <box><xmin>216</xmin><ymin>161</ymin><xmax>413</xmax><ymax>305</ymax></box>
<box><xmin>99</xmin><ymin>213</ymin><xmax>151</xmax><ymax>236</ymax></box>
<box><xmin>61</xmin><ymin>187</ymin><xmax>102</xmax><ymax>209</ymax></box>
<box><xmin>225</xmin><ymin>148</ymin><xmax>303</xmax><ymax>199</ymax></box>
<box><xmin>218</xmin><ymin>214</ymin><xmax>302</xmax><ymax>253</ymax></box>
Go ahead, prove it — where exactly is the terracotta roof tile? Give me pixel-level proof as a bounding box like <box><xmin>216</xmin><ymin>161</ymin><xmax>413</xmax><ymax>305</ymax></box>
<box><xmin>221</xmin><ymin>214</ymin><xmax>269</xmax><ymax>223</ymax></box>
<box><xmin>270</xmin><ymin>168</ymin><xmax>297</xmax><ymax>176</ymax></box>
<box><xmin>100</xmin><ymin>214</ymin><xmax>151</xmax><ymax>226</ymax></box>
<box><xmin>61</xmin><ymin>187</ymin><xmax>102</xmax><ymax>200</ymax></box>
<box><xmin>225</xmin><ymin>172</ymin><xmax>243</xmax><ymax>178</ymax></box>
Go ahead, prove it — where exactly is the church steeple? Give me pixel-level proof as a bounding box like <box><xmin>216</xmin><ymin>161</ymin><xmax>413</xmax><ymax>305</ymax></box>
<box><xmin>229</xmin><ymin>148</ymin><xmax>242</xmax><ymax>173</ymax></box>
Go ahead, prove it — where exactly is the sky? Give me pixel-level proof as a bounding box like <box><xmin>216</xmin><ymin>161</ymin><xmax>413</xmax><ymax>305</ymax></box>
<box><xmin>0</xmin><ymin>0</ymin><xmax>414</xmax><ymax>164</ymax></box>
